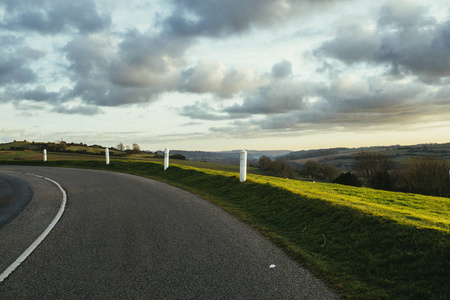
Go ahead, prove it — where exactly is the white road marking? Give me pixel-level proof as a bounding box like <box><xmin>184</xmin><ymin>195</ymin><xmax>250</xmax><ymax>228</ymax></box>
<box><xmin>0</xmin><ymin>172</ymin><xmax>67</xmax><ymax>283</ymax></box>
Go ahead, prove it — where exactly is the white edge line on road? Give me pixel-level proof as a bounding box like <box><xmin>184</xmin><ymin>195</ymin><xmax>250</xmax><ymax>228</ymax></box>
<box><xmin>0</xmin><ymin>173</ymin><xmax>67</xmax><ymax>283</ymax></box>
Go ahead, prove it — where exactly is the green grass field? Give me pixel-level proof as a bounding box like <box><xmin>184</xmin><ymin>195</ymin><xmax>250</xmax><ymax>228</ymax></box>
<box><xmin>0</xmin><ymin>141</ymin><xmax>124</xmax><ymax>156</ymax></box>
<box><xmin>0</xmin><ymin>150</ymin><xmax>107</xmax><ymax>160</ymax></box>
<box><xmin>0</xmin><ymin>158</ymin><xmax>449</xmax><ymax>299</ymax></box>
<box><xmin>0</xmin><ymin>150</ymin><xmax>264</xmax><ymax>174</ymax></box>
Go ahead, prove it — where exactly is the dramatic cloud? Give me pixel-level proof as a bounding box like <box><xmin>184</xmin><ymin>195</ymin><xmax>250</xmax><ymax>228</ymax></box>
<box><xmin>0</xmin><ymin>0</ymin><xmax>110</xmax><ymax>34</ymax></box>
<box><xmin>2</xmin><ymin>0</ymin><xmax>450</xmax><ymax>150</ymax></box>
<box><xmin>164</xmin><ymin>0</ymin><xmax>347</xmax><ymax>37</ymax></box>
<box><xmin>62</xmin><ymin>32</ymin><xmax>183</xmax><ymax>107</ymax></box>
<box><xmin>214</xmin><ymin>74</ymin><xmax>450</xmax><ymax>134</ymax></box>
<box><xmin>0</xmin><ymin>0</ymin><xmax>350</xmax><ymax>114</ymax></box>
<box><xmin>316</xmin><ymin>1</ymin><xmax>450</xmax><ymax>82</ymax></box>
<box><xmin>111</xmin><ymin>30</ymin><xmax>189</xmax><ymax>88</ymax></box>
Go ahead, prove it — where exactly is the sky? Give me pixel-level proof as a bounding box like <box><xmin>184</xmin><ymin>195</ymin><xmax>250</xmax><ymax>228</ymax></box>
<box><xmin>1</xmin><ymin>0</ymin><xmax>450</xmax><ymax>151</ymax></box>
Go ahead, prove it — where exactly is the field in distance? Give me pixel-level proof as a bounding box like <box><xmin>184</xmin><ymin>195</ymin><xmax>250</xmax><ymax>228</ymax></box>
<box><xmin>0</xmin><ymin>140</ymin><xmax>264</xmax><ymax>174</ymax></box>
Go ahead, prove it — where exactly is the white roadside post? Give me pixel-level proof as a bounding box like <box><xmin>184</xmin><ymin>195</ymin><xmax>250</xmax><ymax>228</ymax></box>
<box><xmin>240</xmin><ymin>150</ymin><xmax>247</xmax><ymax>182</ymax></box>
<box><xmin>164</xmin><ymin>148</ymin><xmax>169</xmax><ymax>170</ymax></box>
<box><xmin>105</xmin><ymin>148</ymin><xmax>110</xmax><ymax>165</ymax></box>
<box><xmin>43</xmin><ymin>149</ymin><xmax>47</xmax><ymax>162</ymax></box>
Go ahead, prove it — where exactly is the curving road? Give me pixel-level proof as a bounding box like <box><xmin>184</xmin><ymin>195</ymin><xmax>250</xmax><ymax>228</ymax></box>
<box><xmin>0</xmin><ymin>166</ymin><xmax>339</xmax><ymax>299</ymax></box>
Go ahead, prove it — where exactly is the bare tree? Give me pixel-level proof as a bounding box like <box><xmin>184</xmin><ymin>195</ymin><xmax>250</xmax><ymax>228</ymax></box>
<box><xmin>258</xmin><ymin>156</ymin><xmax>272</xmax><ymax>171</ymax></box>
<box><xmin>321</xmin><ymin>165</ymin><xmax>341</xmax><ymax>182</ymax></box>
<box><xmin>116</xmin><ymin>143</ymin><xmax>124</xmax><ymax>151</ymax></box>
<box><xmin>354</xmin><ymin>151</ymin><xmax>393</xmax><ymax>189</ymax></box>
<box><xmin>300</xmin><ymin>160</ymin><xmax>340</xmax><ymax>181</ymax></box>
<box><xmin>403</xmin><ymin>156</ymin><xmax>450</xmax><ymax>196</ymax></box>
<box><xmin>258</xmin><ymin>156</ymin><xmax>295</xmax><ymax>178</ymax></box>
<box><xmin>302</xmin><ymin>160</ymin><xmax>321</xmax><ymax>178</ymax></box>
<box><xmin>132</xmin><ymin>143</ymin><xmax>141</xmax><ymax>153</ymax></box>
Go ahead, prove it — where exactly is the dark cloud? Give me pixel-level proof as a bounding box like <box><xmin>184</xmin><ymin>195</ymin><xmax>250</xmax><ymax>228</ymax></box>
<box><xmin>62</xmin><ymin>32</ymin><xmax>185</xmax><ymax>107</ymax></box>
<box><xmin>0</xmin><ymin>56</ymin><xmax>37</xmax><ymax>85</ymax></box>
<box><xmin>215</xmin><ymin>75</ymin><xmax>450</xmax><ymax>134</ymax></box>
<box><xmin>21</xmin><ymin>85</ymin><xmax>59</xmax><ymax>102</ymax></box>
<box><xmin>0</xmin><ymin>35</ymin><xmax>44</xmax><ymax>86</ymax></box>
<box><xmin>164</xmin><ymin>0</ymin><xmax>347</xmax><ymax>37</ymax></box>
<box><xmin>377</xmin><ymin>0</ymin><xmax>434</xmax><ymax>29</ymax></box>
<box><xmin>110</xmin><ymin>30</ymin><xmax>189</xmax><ymax>88</ymax></box>
<box><xmin>316</xmin><ymin>75</ymin><xmax>428</xmax><ymax>114</ymax></box>
<box><xmin>0</xmin><ymin>0</ymin><xmax>110</xmax><ymax>34</ymax></box>
<box><xmin>315</xmin><ymin>24</ymin><xmax>380</xmax><ymax>63</ymax></box>
<box><xmin>0</xmin><ymin>85</ymin><xmax>63</xmax><ymax>112</ymax></box>
<box><xmin>117</xmin><ymin>30</ymin><xmax>190</xmax><ymax>73</ymax></box>
<box><xmin>224</xmin><ymin>80</ymin><xmax>315</xmax><ymax>115</ymax></box>
<box><xmin>316</xmin><ymin>2</ymin><xmax>450</xmax><ymax>81</ymax></box>
<box><xmin>52</xmin><ymin>104</ymin><xmax>102</xmax><ymax>115</ymax></box>
<box><xmin>180</xmin><ymin>101</ymin><xmax>236</xmax><ymax>120</ymax></box>
<box><xmin>63</xmin><ymin>36</ymin><xmax>112</xmax><ymax>77</ymax></box>
<box><xmin>271</xmin><ymin>60</ymin><xmax>292</xmax><ymax>79</ymax></box>
<box><xmin>1</xmin><ymin>0</ymin><xmax>350</xmax><ymax>116</ymax></box>
<box><xmin>65</xmin><ymin>78</ymin><xmax>164</xmax><ymax>107</ymax></box>
<box><xmin>180</xmin><ymin>78</ymin><xmax>316</xmax><ymax>121</ymax></box>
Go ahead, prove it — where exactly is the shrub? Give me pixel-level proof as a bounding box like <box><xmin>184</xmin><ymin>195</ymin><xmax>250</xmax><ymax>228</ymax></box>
<box><xmin>170</xmin><ymin>153</ymin><xmax>187</xmax><ymax>160</ymax></box>
<box><xmin>354</xmin><ymin>151</ymin><xmax>393</xmax><ymax>188</ymax></box>
<box><xmin>299</xmin><ymin>160</ymin><xmax>340</xmax><ymax>181</ymax></box>
<box><xmin>333</xmin><ymin>172</ymin><xmax>362</xmax><ymax>187</ymax></box>
<box><xmin>258</xmin><ymin>156</ymin><xmax>296</xmax><ymax>179</ymax></box>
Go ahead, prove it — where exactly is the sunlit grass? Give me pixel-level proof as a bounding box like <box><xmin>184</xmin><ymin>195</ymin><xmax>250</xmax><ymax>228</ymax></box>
<box><xmin>247</xmin><ymin>174</ymin><xmax>450</xmax><ymax>232</ymax></box>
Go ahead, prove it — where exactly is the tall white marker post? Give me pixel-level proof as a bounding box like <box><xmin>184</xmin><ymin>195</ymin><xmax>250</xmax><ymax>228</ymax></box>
<box><xmin>164</xmin><ymin>148</ymin><xmax>169</xmax><ymax>170</ymax></box>
<box><xmin>240</xmin><ymin>150</ymin><xmax>247</xmax><ymax>182</ymax></box>
<box><xmin>43</xmin><ymin>149</ymin><xmax>47</xmax><ymax>162</ymax></box>
<box><xmin>105</xmin><ymin>148</ymin><xmax>110</xmax><ymax>165</ymax></box>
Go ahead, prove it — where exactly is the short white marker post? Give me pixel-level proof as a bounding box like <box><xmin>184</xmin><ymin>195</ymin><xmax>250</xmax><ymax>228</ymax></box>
<box><xmin>240</xmin><ymin>150</ymin><xmax>247</xmax><ymax>182</ymax></box>
<box><xmin>105</xmin><ymin>148</ymin><xmax>110</xmax><ymax>165</ymax></box>
<box><xmin>164</xmin><ymin>148</ymin><xmax>169</xmax><ymax>170</ymax></box>
<box><xmin>43</xmin><ymin>149</ymin><xmax>47</xmax><ymax>162</ymax></box>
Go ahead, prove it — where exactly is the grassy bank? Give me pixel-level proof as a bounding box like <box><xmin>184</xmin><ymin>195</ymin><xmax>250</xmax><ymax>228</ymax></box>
<box><xmin>1</xmin><ymin>159</ymin><xmax>449</xmax><ymax>299</ymax></box>
<box><xmin>0</xmin><ymin>150</ymin><xmax>264</xmax><ymax>174</ymax></box>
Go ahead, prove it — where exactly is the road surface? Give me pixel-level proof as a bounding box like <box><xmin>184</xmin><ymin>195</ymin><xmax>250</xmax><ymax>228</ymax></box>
<box><xmin>0</xmin><ymin>166</ymin><xmax>339</xmax><ymax>299</ymax></box>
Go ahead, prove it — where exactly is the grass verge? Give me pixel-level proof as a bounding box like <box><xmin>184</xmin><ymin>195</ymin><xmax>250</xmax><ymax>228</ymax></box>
<box><xmin>1</xmin><ymin>159</ymin><xmax>449</xmax><ymax>299</ymax></box>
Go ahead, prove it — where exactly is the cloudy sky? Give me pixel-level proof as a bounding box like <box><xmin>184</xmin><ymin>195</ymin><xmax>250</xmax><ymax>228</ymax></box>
<box><xmin>1</xmin><ymin>0</ymin><xmax>450</xmax><ymax>151</ymax></box>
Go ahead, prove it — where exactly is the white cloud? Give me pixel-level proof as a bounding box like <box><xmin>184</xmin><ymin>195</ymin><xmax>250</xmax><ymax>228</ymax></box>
<box><xmin>179</xmin><ymin>59</ymin><xmax>264</xmax><ymax>98</ymax></box>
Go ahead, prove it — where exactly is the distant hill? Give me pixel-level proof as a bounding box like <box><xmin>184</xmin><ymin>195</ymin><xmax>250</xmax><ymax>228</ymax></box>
<box><xmin>156</xmin><ymin>150</ymin><xmax>291</xmax><ymax>165</ymax></box>
<box><xmin>282</xmin><ymin>143</ymin><xmax>450</xmax><ymax>172</ymax></box>
<box><xmin>0</xmin><ymin>140</ymin><xmax>125</xmax><ymax>155</ymax></box>
<box><xmin>3</xmin><ymin>140</ymin><xmax>450</xmax><ymax>171</ymax></box>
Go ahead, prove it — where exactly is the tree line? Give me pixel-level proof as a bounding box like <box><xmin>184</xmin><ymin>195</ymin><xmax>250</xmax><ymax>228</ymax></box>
<box><xmin>257</xmin><ymin>156</ymin><xmax>340</xmax><ymax>181</ymax></box>
<box><xmin>258</xmin><ymin>152</ymin><xmax>450</xmax><ymax>198</ymax></box>
<box><xmin>348</xmin><ymin>151</ymin><xmax>450</xmax><ymax>197</ymax></box>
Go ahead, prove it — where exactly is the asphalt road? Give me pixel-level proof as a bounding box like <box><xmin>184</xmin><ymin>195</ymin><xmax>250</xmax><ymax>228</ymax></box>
<box><xmin>0</xmin><ymin>173</ymin><xmax>33</xmax><ymax>228</ymax></box>
<box><xmin>0</xmin><ymin>166</ymin><xmax>339</xmax><ymax>299</ymax></box>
